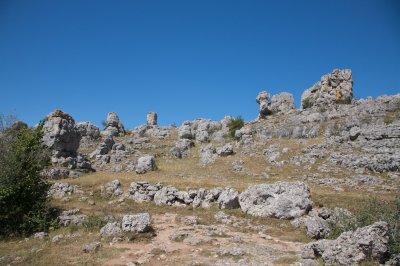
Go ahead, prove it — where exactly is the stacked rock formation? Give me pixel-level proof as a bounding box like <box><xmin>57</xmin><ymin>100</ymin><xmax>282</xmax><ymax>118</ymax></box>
<box><xmin>103</xmin><ymin>112</ymin><xmax>126</xmax><ymax>137</ymax></box>
<box><xmin>146</xmin><ymin>112</ymin><xmax>157</xmax><ymax>126</ymax></box>
<box><xmin>42</xmin><ymin>110</ymin><xmax>92</xmax><ymax>171</ymax></box>
<box><xmin>256</xmin><ymin>91</ymin><xmax>271</xmax><ymax>119</ymax></box>
<box><xmin>301</xmin><ymin>69</ymin><xmax>353</xmax><ymax>108</ymax></box>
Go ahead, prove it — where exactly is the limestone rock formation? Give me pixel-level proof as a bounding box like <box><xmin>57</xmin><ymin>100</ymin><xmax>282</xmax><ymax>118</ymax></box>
<box><xmin>178</xmin><ymin>121</ymin><xmax>194</xmax><ymax>139</ymax></box>
<box><xmin>147</xmin><ymin>112</ymin><xmax>157</xmax><ymax>126</ymax></box>
<box><xmin>270</xmin><ymin>92</ymin><xmax>296</xmax><ymax>113</ymax></box>
<box><xmin>42</xmin><ymin>110</ymin><xmax>92</xmax><ymax>171</ymax></box>
<box><xmin>99</xmin><ymin>222</ymin><xmax>122</xmax><ymax>237</ymax></box>
<box><xmin>256</xmin><ymin>91</ymin><xmax>271</xmax><ymax>119</ymax></box>
<box><xmin>135</xmin><ymin>155</ymin><xmax>157</xmax><ymax>174</ymax></box>
<box><xmin>76</xmin><ymin>121</ymin><xmax>100</xmax><ymax>140</ymax></box>
<box><xmin>301</xmin><ymin>69</ymin><xmax>353</xmax><ymax>109</ymax></box>
<box><xmin>103</xmin><ymin>112</ymin><xmax>126</xmax><ymax>137</ymax></box>
<box><xmin>121</xmin><ymin>213</ymin><xmax>152</xmax><ymax>233</ymax></box>
<box><xmin>302</xmin><ymin>221</ymin><xmax>389</xmax><ymax>265</ymax></box>
<box><xmin>42</xmin><ymin>109</ymin><xmax>80</xmax><ymax>155</ymax></box>
<box><xmin>239</xmin><ymin>182</ymin><xmax>312</xmax><ymax>219</ymax></box>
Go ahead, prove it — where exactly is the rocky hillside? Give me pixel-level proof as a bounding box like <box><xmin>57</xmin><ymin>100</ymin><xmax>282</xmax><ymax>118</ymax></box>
<box><xmin>1</xmin><ymin>69</ymin><xmax>399</xmax><ymax>266</ymax></box>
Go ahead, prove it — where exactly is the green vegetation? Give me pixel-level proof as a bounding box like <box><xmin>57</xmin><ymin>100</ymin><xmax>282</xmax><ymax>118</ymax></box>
<box><xmin>302</xmin><ymin>97</ymin><xmax>313</xmax><ymax>109</ymax></box>
<box><xmin>227</xmin><ymin>116</ymin><xmax>244</xmax><ymax>139</ymax></box>
<box><xmin>0</xmin><ymin>115</ymin><xmax>57</xmax><ymax>237</ymax></box>
<box><xmin>331</xmin><ymin>197</ymin><xmax>400</xmax><ymax>259</ymax></box>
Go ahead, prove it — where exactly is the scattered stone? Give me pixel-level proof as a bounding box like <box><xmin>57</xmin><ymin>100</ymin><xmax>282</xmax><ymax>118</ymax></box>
<box><xmin>34</xmin><ymin>232</ymin><xmax>48</xmax><ymax>239</ymax></box>
<box><xmin>52</xmin><ymin>234</ymin><xmax>63</xmax><ymax>243</ymax></box>
<box><xmin>82</xmin><ymin>242</ymin><xmax>101</xmax><ymax>253</ymax></box>
<box><xmin>100</xmin><ymin>179</ymin><xmax>123</xmax><ymax>198</ymax></box>
<box><xmin>100</xmin><ymin>222</ymin><xmax>122</xmax><ymax>237</ymax></box>
<box><xmin>180</xmin><ymin>216</ymin><xmax>199</xmax><ymax>226</ymax></box>
<box><xmin>58</xmin><ymin>209</ymin><xmax>87</xmax><ymax>226</ymax></box>
<box><xmin>216</xmin><ymin>143</ymin><xmax>234</xmax><ymax>156</ymax></box>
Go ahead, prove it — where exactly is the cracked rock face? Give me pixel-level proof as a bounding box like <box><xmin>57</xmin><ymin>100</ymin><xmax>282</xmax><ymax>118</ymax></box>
<box><xmin>301</xmin><ymin>69</ymin><xmax>353</xmax><ymax>108</ymax></box>
<box><xmin>239</xmin><ymin>182</ymin><xmax>312</xmax><ymax>219</ymax></box>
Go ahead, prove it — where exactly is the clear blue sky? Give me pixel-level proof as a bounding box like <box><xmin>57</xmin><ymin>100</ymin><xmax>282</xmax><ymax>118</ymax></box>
<box><xmin>1</xmin><ymin>0</ymin><xmax>399</xmax><ymax>128</ymax></box>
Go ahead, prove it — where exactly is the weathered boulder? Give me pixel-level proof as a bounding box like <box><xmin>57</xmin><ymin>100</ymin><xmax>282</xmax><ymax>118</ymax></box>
<box><xmin>270</xmin><ymin>92</ymin><xmax>296</xmax><ymax>113</ymax></box>
<box><xmin>302</xmin><ymin>222</ymin><xmax>389</xmax><ymax>265</ymax></box>
<box><xmin>256</xmin><ymin>91</ymin><xmax>271</xmax><ymax>119</ymax></box>
<box><xmin>301</xmin><ymin>69</ymin><xmax>353</xmax><ymax>109</ymax></box>
<box><xmin>42</xmin><ymin>110</ymin><xmax>81</xmax><ymax>153</ymax></box>
<box><xmin>99</xmin><ymin>222</ymin><xmax>122</xmax><ymax>237</ymax></box>
<box><xmin>170</xmin><ymin>139</ymin><xmax>194</xmax><ymax>158</ymax></box>
<box><xmin>135</xmin><ymin>155</ymin><xmax>157</xmax><ymax>174</ymax></box>
<box><xmin>100</xmin><ymin>179</ymin><xmax>123</xmax><ymax>198</ymax></box>
<box><xmin>48</xmin><ymin>182</ymin><xmax>77</xmax><ymax>199</ymax></box>
<box><xmin>239</xmin><ymin>182</ymin><xmax>312</xmax><ymax>219</ymax></box>
<box><xmin>217</xmin><ymin>188</ymin><xmax>240</xmax><ymax>209</ymax></box>
<box><xmin>146</xmin><ymin>112</ymin><xmax>157</xmax><ymax>126</ymax></box>
<box><xmin>216</xmin><ymin>143</ymin><xmax>234</xmax><ymax>156</ymax></box>
<box><xmin>121</xmin><ymin>213</ymin><xmax>152</xmax><ymax>233</ymax></box>
<box><xmin>76</xmin><ymin>121</ymin><xmax>100</xmax><ymax>140</ymax></box>
<box><xmin>199</xmin><ymin>143</ymin><xmax>217</xmax><ymax>165</ymax></box>
<box><xmin>178</xmin><ymin>121</ymin><xmax>194</xmax><ymax>139</ymax></box>
<box><xmin>103</xmin><ymin>112</ymin><xmax>126</xmax><ymax>137</ymax></box>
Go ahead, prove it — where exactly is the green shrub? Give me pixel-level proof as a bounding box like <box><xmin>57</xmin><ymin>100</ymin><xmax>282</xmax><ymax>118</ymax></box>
<box><xmin>0</xmin><ymin>117</ymin><xmax>56</xmax><ymax>237</ymax></box>
<box><xmin>331</xmin><ymin>197</ymin><xmax>400</xmax><ymax>259</ymax></box>
<box><xmin>227</xmin><ymin>116</ymin><xmax>244</xmax><ymax>139</ymax></box>
<box><xmin>302</xmin><ymin>97</ymin><xmax>313</xmax><ymax>109</ymax></box>
<box><xmin>82</xmin><ymin>215</ymin><xmax>106</xmax><ymax>232</ymax></box>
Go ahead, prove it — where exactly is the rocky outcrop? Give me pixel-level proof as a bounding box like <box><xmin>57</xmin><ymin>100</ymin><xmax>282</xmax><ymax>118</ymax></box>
<box><xmin>58</xmin><ymin>209</ymin><xmax>87</xmax><ymax>226</ymax></box>
<box><xmin>292</xmin><ymin>207</ymin><xmax>354</xmax><ymax>239</ymax></box>
<box><xmin>178</xmin><ymin>121</ymin><xmax>194</xmax><ymax>140</ymax></box>
<box><xmin>42</xmin><ymin>110</ymin><xmax>93</xmax><ymax>171</ymax></box>
<box><xmin>76</xmin><ymin>121</ymin><xmax>100</xmax><ymax>140</ymax></box>
<box><xmin>99</xmin><ymin>222</ymin><xmax>122</xmax><ymax>237</ymax></box>
<box><xmin>42</xmin><ymin>110</ymin><xmax>81</xmax><ymax>154</ymax></box>
<box><xmin>170</xmin><ymin>139</ymin><xmax>194</xmax><ymax>158</ymax></box>
<box><xmin>103</xmin><ymin>112</ymin><xmax>126</xmax><ymax>137</ymax></box>
<box><xmin>135</xmin><ymin>155</ymin><xmax>157</xmax><ymax>174</ymax></box>
<box><xmin>48</xmin><ymin>182</ymin><xmax>78</xmax><ymax>199</ymax></box>
<box><xmin>147</xmin><ymin>112</ymin><xmax>157</xmax><ymax>126</ymax></box>
<box><xmin>301</xmin><ymin>69</ymin><xmax>353</xmax><ymax>108</ymax></box>
<box><xmin>270</xmin><ymin>92</ymin><xmax>296</xmax><ymax>113</ymax></box>
<box><xmin>256</xmin><ymin>91</ymin><xmax>271</xmax><ymax>119</ymax></box>
<box><xmin>239</xmin><ymin>182</ymin><xmax>312</xmax><ymax>219</ymax></box>
<box><xmin>217</xmin><ymin>188</ymin><xmax>240</xmax><ymax>209</ymax></box>
<box><xmin>302</xmin><ymin>222</ymin><xmax>389</xmax><ymax>265</ymax></box>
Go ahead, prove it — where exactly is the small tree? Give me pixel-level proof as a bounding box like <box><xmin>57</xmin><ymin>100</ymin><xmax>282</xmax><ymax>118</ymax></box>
<box><xmin>0</xmin><ymin>117</ymin><xmax>56</xmax><ymax>237</ymax></box>
<box><xmin>227</xmin><ymin>116</ymin><xmax>245</xmax><ymax>139</ymax></box>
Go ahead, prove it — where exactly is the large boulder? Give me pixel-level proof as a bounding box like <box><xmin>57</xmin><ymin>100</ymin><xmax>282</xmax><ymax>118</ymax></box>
<box><xmin>170</xmin><ymin>139</ymin><xmax>194</xmax><ymax>158</ymax></box>
<box><xmin>239</xmin><ymin>182</ymin><xmax>312</xmax><ymax>219</ymax></box>
<box><xmin>178</xmin><ymin>121</ymin><xmax>194</xmax><ymax>139</ymax></box>
<box><xmin>42</xmin><ymin>110</ymin><xmax>81</xmax><ymax>154</ymax></box>
<box><xmin>135</xmin><ymin>155</ymin><xmax>157</xmax><ymax>174</ymax></box>
<box><xmin>121</xmin><ymin>213</ymin><xmax>152</xmax><ymax>233</ymax></box>
<box><xmin>217</xmin><ymin>188</ymin><xmax>240</xmax><ymax>209</ymax></box>
<box><xmin>103</xmin><ymin>112</ymin><xmax>126</xmax><ymax>137</ymax></box>
<box><xmin>302</xmin><ymin>222</ymin><xmax>389</xmax><ymax>265</ymax></box>
<box><xmin>301</xmin><ymin>69</ymin><xmax>353</xmax><ymax>109</ymax></box>
<box><xmin>256</xmin><ymin>91</ymin><xmax>271</xmax><ymax>119</ymax></box>
<box><xmin>76</xmin><ymin>121</ymin><xmax>100</xmax><ymax>140</ymax></box>
<box><xmin>99</xmin><ymin>222</ymin><xmax>122</xmax><ymax>237</ymax></box>
<box><xmin>147</xmin><ymin>112</ymin><xmax>157</xmax><ymax>126</ymax></box>
<box><xmin>270</xmin><ymin>92</ymin><xmax>296</xmax><ymax>113</ymax></box>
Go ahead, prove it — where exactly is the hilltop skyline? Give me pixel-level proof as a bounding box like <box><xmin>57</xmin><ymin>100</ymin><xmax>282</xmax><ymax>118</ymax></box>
<box><xmin>1</xmin><ymin>0</ymin><xmax>399</xmax><ymax>128</ymax></box>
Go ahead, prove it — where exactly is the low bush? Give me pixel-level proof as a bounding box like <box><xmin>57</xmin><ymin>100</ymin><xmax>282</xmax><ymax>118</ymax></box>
<box><xmin>227</xmin><ymin>116</ymin><xmax>244</xmax><ymax>139</ymax></box>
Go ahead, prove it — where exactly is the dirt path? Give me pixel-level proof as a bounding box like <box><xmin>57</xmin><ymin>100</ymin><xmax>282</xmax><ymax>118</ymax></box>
<box><xmin>104</xmin><ymin>213</ymin><xmax>304</xmax><ymax>266</ymax></box>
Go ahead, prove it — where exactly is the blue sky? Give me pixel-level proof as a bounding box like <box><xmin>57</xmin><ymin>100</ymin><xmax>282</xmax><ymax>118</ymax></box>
<box><xmin>0</xmin><ymin>0</ymin><xmax>399</xmax><ymax>128</ymax></box>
